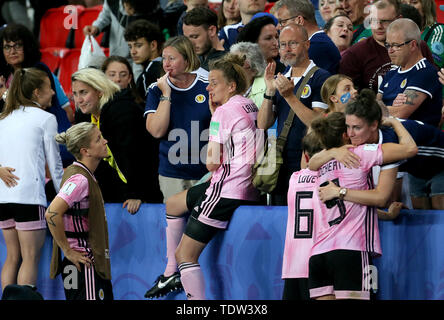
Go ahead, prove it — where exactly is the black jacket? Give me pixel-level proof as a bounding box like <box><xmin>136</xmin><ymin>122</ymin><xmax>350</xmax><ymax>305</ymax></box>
<box><xmin>97</xmin><ymin>88</ymin><xmax>163</xmax><ymax>203</ymax></box>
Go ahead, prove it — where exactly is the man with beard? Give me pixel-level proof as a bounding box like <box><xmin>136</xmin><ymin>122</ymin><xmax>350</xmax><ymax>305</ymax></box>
<box><xmin>257</xmin><ymin>23</ymin><xmax>331</xmax><ymax>205</ymax></box>
<box><xmin>273</xmin><ymin>0</ymin><xmax>341</xmax><ymax>74</ymax></box>
<box><xmin>183</xmin><ymin>6</ymin><xmax>226</xmax><ymax>71</ymax></box>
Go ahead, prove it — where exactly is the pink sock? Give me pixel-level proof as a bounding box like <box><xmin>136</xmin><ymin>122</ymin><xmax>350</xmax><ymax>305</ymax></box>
<box><xmin>164</xmin><ymin>215</ymin><xmax>186</xmax><ymax>277</ymax></box>
<box><xmin>179</xmin><ymin>262</ymin><xmax>205</xmax><ymax>300</ymax></box>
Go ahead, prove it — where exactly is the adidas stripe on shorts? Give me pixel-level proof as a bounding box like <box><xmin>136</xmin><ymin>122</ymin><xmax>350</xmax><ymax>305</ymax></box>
<box><xmin>308</xmin><ymin>249</ymin><xmax>375</xmax><ymax>300</ymax></box>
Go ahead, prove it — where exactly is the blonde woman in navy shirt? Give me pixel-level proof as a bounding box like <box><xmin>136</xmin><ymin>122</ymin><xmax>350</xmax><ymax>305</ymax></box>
<box><xmin>145</xmin><ymin>36</ymin><xmax>212</xmax><ymax>202</ymax></box>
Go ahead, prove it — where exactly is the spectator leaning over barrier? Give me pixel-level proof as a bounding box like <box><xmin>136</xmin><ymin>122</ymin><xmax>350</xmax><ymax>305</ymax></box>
<box><xmin>72</xmin><ymin>67</ymin><xmax>163</xmax><ymax>213</ymax></box>
<box><xmin>257</xmin><ymin>23</ymin><xmax>330</xmax><ymax>205</ymax></box>
<box><xmin>145</xmin><ymin>53</ymin><xmax>261</xmax><ymax>300</ymax></box>
<box><xmin>0</xmin><ymin>68</ymin><xmax>63</xmax><ymax>291</ymax></box>
<box><xmin>273</xmin><ymin>0</ymin><xmax>341</xmax><ymax>74</ymax></box>
<box><xmin>46</xmin><ymin>122</ymin><xmax>113</xmax><ymax>301</ymax></box>
<box><xmin>378</xmin><ymin>18</ymin><xmax>442</xmax><ymax>127</ymax></box>
<box><xmin>124</xmin><ymin>19</ymin><xmax>165</xmax><ymax>101</ymax></box>
<box><xmin>182</xmin><ymin>6</ymin><xmax>227</xmax><ymax>71</ymax></box>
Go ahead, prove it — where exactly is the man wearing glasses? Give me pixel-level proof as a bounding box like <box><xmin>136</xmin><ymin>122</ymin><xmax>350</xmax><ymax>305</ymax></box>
<box><xmin>257</xmin><ymin>23</ymin><xmax>330</xmax><ymax>205</ymax></box>
<box><xmin>273</xmin><ymin>0</ymin><xmax>340</xmax><ymax>74</ymax></box>
<box><xmin>378</xmin><ymin>18</ymin><xmax>442</xmax><ymax>127</ymax></box>
<box><xmin>339</xmin><ymin>0</ymin><xmax>433</xmax><ymax>93</ymax></box>
<box><xmin>379</xmin><ymin>18</ymin><xmax>444</xmax><ymax>212</ymax></box>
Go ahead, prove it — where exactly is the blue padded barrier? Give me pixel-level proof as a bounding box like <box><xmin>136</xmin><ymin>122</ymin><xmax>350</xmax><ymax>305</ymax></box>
<box><xmin>0</xmin><ymin>204</ymin><xmax>443</xmax><ymax>300</ymax></box>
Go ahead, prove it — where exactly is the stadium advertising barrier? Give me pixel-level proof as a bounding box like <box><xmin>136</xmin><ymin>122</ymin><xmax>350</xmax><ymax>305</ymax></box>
<box><xmin>0</xmin><ymin>204</ymin><xmax>443</xmax><ymax>300</ymax></box>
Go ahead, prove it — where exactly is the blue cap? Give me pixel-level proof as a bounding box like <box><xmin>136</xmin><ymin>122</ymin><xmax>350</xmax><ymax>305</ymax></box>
<box><xmin>251</xmin><ymin>12</ymin><xmax>278</xmax><ymax>26</ymax></box>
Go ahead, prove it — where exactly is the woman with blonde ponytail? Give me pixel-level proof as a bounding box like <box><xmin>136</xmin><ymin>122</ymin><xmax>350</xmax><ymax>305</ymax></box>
<box><xmin>45</xmin><ymin>122</ymin><xmax>114</xmax><ymax>300</ymax></box>
<box><xmin>0</xmin><ymin>67</ymin><xmax>63</xmax><ymax>291</ymax></box>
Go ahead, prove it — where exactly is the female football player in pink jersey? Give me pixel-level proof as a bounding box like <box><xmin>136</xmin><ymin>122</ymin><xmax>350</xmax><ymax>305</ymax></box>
<box><xmin>306</xmin><ymin>89</ymin><xmax>417</xmax><ymax>300</ymax></box>
<box><xmin>145</xmin><ymin>53</ymin><xmax>261</xmax><ymax>300</ymax></box>
<box><xmin>45</xmin><ymin>122</ymin><xmax>113</xmax><ymax>300</ymax></box>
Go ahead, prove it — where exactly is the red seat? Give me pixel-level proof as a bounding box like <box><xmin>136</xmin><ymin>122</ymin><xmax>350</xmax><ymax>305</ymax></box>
<box><xmin>40</xmin><ymin>48</ymin><xmax>62</xmax><ymax>72</ymax></box>
<box><xmin>40</xmin><ymin>5</ymin><xmax>85</xmax><ymax>48</ymax></box>
<box><xmin>74</xmin><ymin>5</ymin><xmax>104</xmax><ymax>48</ymax></box>
<box><xmin>437</xmin><ymin>0</ymin><xmax>444</xmax><ymax>24</ymax></box>
<box><xmin>264</xmin><ymin>2</ymin><xmax>275</xmax><ymax>13</ymax></box>
<box><xmin>40</xmin><ymin>47</ymin><xmax>71</xmax><ymax>72</ymax></box>
<box><xmin>57</xmin><ymin>48</ymin><xmax>81</xmax><ymax>95</ymax></box>
<box><xmin>208</xmin><ymin>2</ymin><xmax>221</xmax><ymax>13</ymax></box>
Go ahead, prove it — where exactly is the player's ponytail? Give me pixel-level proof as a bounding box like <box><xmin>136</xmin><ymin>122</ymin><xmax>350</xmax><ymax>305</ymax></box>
<box><xmin>310</xmin><ymin>112</ymin><xmax>347</xmax><ymax>149</ymax></box>
<box><xmin>55</xmin><ymin>122</ymin><xmax>97</xmax><ymax>160</ymax></box>
<box><xmin>209</xmin><ymin>53</ymin><xmax>248</xmax><ymax>96</ymax></box>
